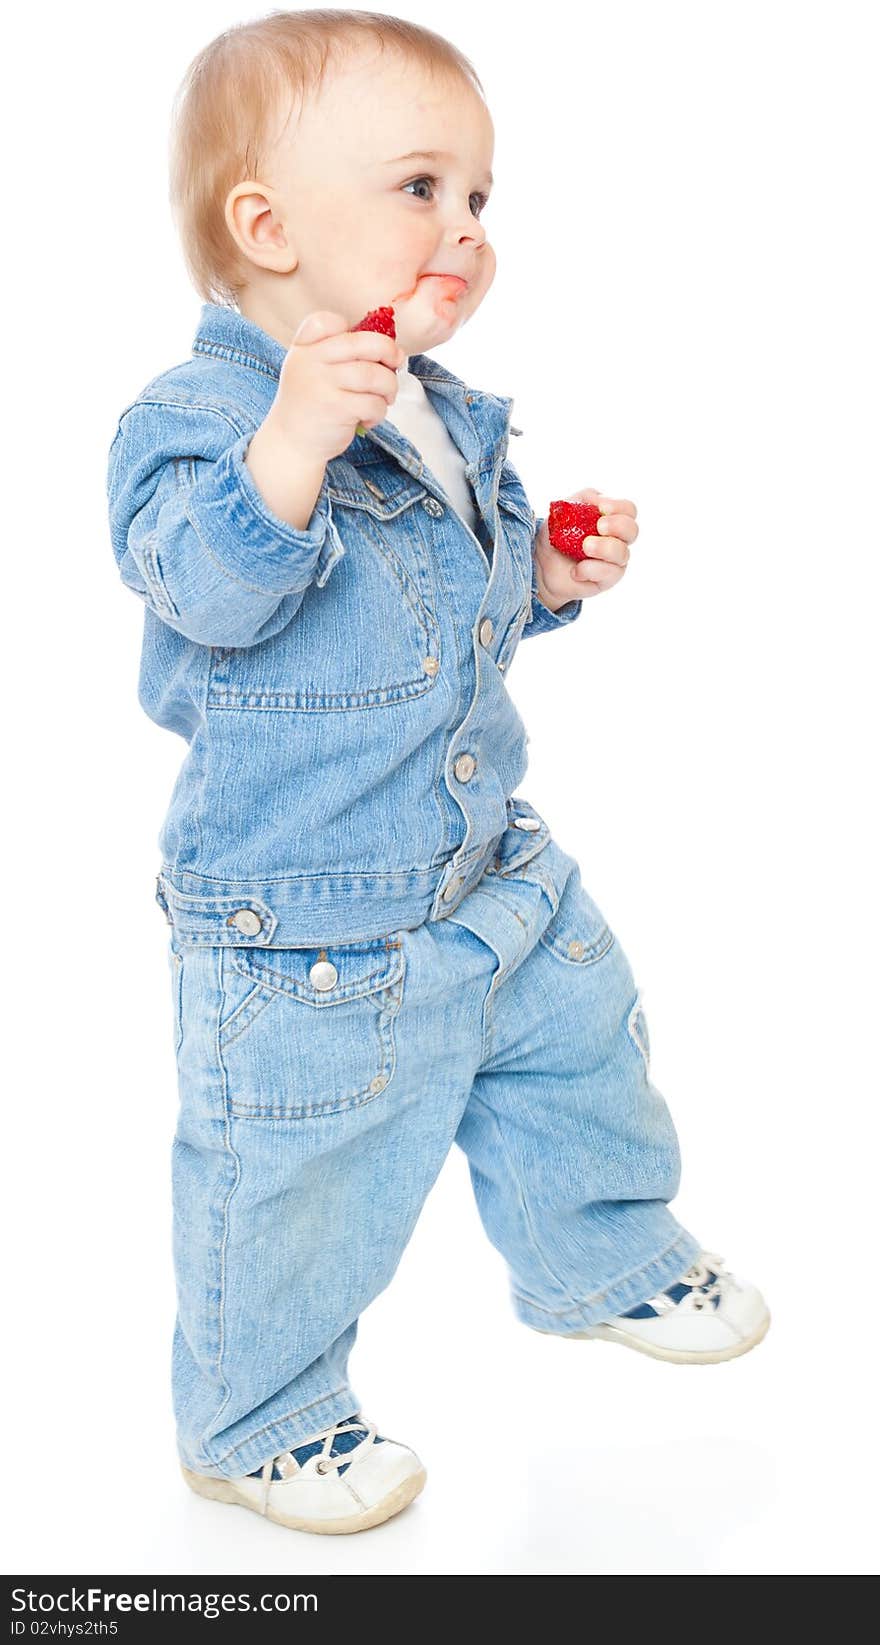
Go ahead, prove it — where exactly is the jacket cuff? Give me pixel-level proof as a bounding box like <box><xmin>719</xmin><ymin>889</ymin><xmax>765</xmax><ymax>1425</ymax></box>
<box><xmin>184</xmin><ymin>432</ymin><xmax>344</xmax><ymax>595</ymax></box>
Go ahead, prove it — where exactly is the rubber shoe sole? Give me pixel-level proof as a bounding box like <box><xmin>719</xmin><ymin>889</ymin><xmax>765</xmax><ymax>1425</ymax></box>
<box><xmin>537</xmin><ymin>1308</ymin><xmax>771</xmax><ymax>1364</ymax></box>
<box><xmin>180</xmin><ymin>1461</ymin><xmax>427</xmax><ymax>1534</ymax></box>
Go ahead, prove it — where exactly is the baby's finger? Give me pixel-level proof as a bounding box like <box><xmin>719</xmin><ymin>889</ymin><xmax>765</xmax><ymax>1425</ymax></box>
<box><xmin>572</xmin><ymin>556</ymin><xmax>626</xmax><ymax>587</ymax></box>
<box><xmin>596</xmin><ymin>513</ymin><xmax>639</xmax><ymax>545</ymax></box>
<box><xmin>580</xmin><ymin>535</ymin><xmax>630</xmax><ymax>567</ymax></box>
<box><xmin>596</xmin><ymin>496</ymin><xmax>638</xmax><ymax>520</ymax></box>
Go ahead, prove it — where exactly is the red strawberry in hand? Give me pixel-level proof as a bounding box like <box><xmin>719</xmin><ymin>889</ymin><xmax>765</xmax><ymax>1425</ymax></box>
<box><xmin>353</xmin><ymin>304</ymin><xmax>397</xmax><ymax>339</ymax></box>
<box><xmin>547</xmin><ymin>499</ymin><xmax>602</xmax><ymax>561</ymax></box>
<box><xmin>352</xmin><ymin>305</ymin><xmax>397</xmax><ymax>435</ymax></box>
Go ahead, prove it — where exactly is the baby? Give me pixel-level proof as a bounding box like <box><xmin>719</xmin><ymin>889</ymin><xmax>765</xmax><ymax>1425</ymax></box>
<box><xmin>106</xmin><ymin>10</ymin><xmax>769</xmax><ymax>1537</ymax></box>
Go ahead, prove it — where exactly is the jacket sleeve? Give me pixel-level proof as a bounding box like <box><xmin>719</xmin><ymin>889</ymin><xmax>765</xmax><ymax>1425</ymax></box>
<box><xmin>519</xmin><ymin>514</ymin><xmax>584</xmax><ymax>639</ymax></box>
<box><xmin>106</xmin><ymin>399</ymin><xmax>346</xmax><ymax>648</ymax></box>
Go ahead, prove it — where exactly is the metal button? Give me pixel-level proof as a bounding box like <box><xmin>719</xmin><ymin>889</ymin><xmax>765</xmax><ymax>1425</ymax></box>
<box><xmin>479</xmin><ymin>618</ymin><xmax>494</xmax><ymax>647</ymax></box>
<box><xmin>422</xmin><ymin>496</ymin><xmax>444</xmax><ymax>517</ymax></box>
<box><xmin>568</xmin><ymin>939</ymin><xmax>585</xmax><ymax>960</ymax></box>
<box><xmin>513</xmin><ymin>816</ymin><xmax>541</xmax><ymax>832</ymax></box>
<box><xmin>441</xmin><ymin>874</ymin><xmax>464</xmax><ymax>903</ymax></box>
<box><xmin>498</xmin><ymin>660</ymin><xmax>507</xmax><ymax>672</ymax></box>
<box><xmin>230</xmin><ymin>908</ymin><xmax>262</xmax><ymax>936</ymax></box>
<box><xmin>369</xmin><ymin>1074</ymin><xmax>388</xmax><ymax>1094</ymax></box>
<box><xmin>423</xmin><ymin>656</ymin><xmax>440</xmax><ymax>676</ymax></box>
<box><xmin>309</xmin><ymin>959</ymin><xmax>338</xmax><ymax>991</ymax></box>
<box><xmin>453</xmin><ymin>752</ymin><xmax>477</xmax><ymax>782</ymax></box>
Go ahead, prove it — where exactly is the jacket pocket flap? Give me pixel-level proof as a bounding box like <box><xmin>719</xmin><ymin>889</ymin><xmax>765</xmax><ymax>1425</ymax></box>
<box><xmin>326</xmin><ymin>473</ymin><xmax>428</xmax><ymax>520</ymax></box>
<box><xmin>229</xmin><ymin>935</ymin><xmax>405</xmax><ymax>1005</ymax></box>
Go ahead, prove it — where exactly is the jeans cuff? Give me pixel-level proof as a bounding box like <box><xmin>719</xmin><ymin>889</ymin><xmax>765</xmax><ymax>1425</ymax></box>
<box><xmin>511</xmin><ymin>1228</ymin><xmax>704</xmax><ymax>1332</ymax></box>
<box><xmin>178</xmin><ymin>1384</ymin><xmax>361</xmax><ymax>1481</ymax></box>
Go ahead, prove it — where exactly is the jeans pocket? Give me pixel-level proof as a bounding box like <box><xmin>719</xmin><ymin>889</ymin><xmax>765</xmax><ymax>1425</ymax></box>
<box><xmin>217</xmin><ymin>932</ymin><xmax>407</xmax><ymax>1119</ymax></box>
<box><xmin>537</xmin><ymin>867</ymin><xmax>615</xmax><ymax>967</ymax></box>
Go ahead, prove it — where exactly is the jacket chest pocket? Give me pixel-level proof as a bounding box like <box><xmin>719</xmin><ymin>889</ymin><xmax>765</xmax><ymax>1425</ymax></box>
<box><xmin>207</xmin><ymin>474</ymin><xmax>441</xmax><ymax>712</ymax></box>
<box><xmin>218</xmin><ymin>934</ymin><xmax>407</xmax><ymax>1119</ymax></box>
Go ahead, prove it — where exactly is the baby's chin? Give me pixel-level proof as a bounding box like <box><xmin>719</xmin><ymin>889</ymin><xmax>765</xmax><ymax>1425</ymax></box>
<box><xmin>390</xmin><ymin>274</ymin><xmax>473</xmax><ymax>353</ymax></box>
<box><xmin>396</xmin><ymin>313</ymin><xmax>463</xmax><ymax>355</ymax></box>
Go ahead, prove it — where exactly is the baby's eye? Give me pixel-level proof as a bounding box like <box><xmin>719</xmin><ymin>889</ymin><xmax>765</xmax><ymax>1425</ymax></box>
<box><xmin>403</xmin><ymin>175</ymin><xmax>488</xmax><ymax>217</ymax></box>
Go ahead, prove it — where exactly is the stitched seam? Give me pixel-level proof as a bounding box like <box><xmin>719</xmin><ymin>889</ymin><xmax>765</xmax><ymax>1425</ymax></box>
<box><xmin>428</xmin><ymin>531</ymin><xmax>467</xmax><ymax>870</ymax></box>
<box><xmin>360</xmin><ymin>511</ymin><xmax>432</xmax><ymax>630</ymax></box>
<box><xmin>228</xmin><ymin>991</ymin><xmax>401</xmax><ymax>1117</ymax></box>
<box><xmin>217</xmin><ymin>983</ymin><xmax>275</xmax><ymax>1050</ymax></box>
<box><xmin>194</xmin><ymin>947</ymin><xmax>243</xmax><ymax>1458</ymax></box>
<box><xmin>172</xmin><ymin>949</ymin><xmax>184</xmax><ymax>1055</ymax></box>
<box><xmin>327</xmin><ymin>486</ymin><xmax>427</xmax><ymax>517</ymax></box>
<box><xmin>192</xmin><ymin>340</ymin><xmax>280</xmax><ymax>381</ymax></box>
<box><xmin>235</xmin><ymin>952</ymin><xmax>401</xmax><ymax>999</ymax></box>
<box><xmin>230</xmin><ymin>1091</ymin><xmax>386</xmax><ymax>1118</ymax></box>
<box><xmin>162</xmin><ymin>867</ymin><xmax>433</xmax><ymax>888</ymax></box>
<box><xmin>480</xmin><ymin>961</ymin><xmax>500</xmax><ymax>1064</ymax></box>
<box><xmin>119</xmin><ymin>399</ymin><xmax>248</xmax><ymax>440</ymax></box>
<box><xmin>207</xmin><ymin>677</ymin><xmax>436</xmax><ymax>712</ymax></box>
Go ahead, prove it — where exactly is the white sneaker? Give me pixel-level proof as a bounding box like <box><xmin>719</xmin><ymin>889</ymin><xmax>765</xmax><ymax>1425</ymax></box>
<box><xmin>562</xmin><ymin>1253</ymin><xmax>771</xmax><ymax>1364</ymax></box>
<box><xmin>181</xmin><ymin>1414</ymin><xmax>426</xmax><ymax>1534</ymax></box>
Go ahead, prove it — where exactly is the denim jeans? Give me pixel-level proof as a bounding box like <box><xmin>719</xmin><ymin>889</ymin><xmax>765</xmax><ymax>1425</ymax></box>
<box><xmin>168</xmin><ymin>818</ymin><xmax>701</xmax><ymax>1480</ymax></box>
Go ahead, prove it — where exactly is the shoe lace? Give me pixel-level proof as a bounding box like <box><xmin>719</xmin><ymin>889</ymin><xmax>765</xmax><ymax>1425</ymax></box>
<box><xmin>257</xmin><ymin>1417</ymin><xmax>378</xmax><ymax>1512</ymax></box>
<box><xmin>638</xmin><ymin>1251</ymin><xmax>738</xmax><ymax>1317</ymax></box>
<box><xmin>313</xmin><ymin>1417</ymin><xmax>378</xmax><ymax>1475</ymax></box>
<box><xmin>676</xmin><ymin>1251</ymin><xmax>740</xmax><ymax>1312</ymax></box>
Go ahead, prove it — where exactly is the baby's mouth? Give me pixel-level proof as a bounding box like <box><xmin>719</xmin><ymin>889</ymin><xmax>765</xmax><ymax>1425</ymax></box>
<box><xmin>392</xmin><ymin>273</ymin><xmax>468</xmax><ymax>303</ymax></box>
<box><xmin>421</xmin><ymin>274</ymin><xmax>468</xmax><ymax>288</ymax></box>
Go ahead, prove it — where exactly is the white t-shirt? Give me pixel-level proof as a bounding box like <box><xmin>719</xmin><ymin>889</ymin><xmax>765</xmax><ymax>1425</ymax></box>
<box><xmin>383</xmin><ymin>358</ymin><xmax>480</xmax><ymax>535</ymax></box>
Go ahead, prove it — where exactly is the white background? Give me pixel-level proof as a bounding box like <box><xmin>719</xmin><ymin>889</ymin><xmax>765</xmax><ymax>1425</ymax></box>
<box><xmin>5</xmin><ymin>0</ymin><xmax>878</xmax><ymax>1577</ymax></box>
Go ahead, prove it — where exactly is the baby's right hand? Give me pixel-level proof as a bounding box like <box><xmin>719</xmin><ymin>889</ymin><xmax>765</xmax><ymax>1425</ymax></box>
<box><xmin>272</xmin><ymin>311</ymin><xmax>405</xmax><ymax>464</ymax></box>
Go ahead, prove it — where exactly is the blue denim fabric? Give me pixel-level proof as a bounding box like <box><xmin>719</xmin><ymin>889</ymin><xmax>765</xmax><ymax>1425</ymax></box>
<box><xmin>106</xmin><ymin>302</ymin><xmax>583</xmax><ymax>947</ymax></box>
<box><xmin>169</xmin><ymin>820</ymin><xmax>700</xmax><ymax>1480</ymax></box>
<box><xmin>111</xmin><ymin>303</ymin><xmax>699</xmax><ymax>1481</ymax></box>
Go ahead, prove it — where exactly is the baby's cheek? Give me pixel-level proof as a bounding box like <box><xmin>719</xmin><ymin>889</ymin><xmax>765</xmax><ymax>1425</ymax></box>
<box><xmin>476</xmin><ymin>243</ymin><xmax>497</xmax><ymax>297</ymax></box>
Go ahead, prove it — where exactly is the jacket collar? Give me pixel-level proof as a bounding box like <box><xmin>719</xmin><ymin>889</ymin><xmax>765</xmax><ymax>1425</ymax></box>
<box><xmin>191</xmin><ymin>301</ymin><xmax>515</xmax><ymax>468</ymax></box>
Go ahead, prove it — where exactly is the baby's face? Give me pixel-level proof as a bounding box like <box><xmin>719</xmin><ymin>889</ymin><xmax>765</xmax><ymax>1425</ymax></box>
<box><xmin>249</xmin><ymin>48</ymin><xmax>497</xmax><ymax>355</ymax></box>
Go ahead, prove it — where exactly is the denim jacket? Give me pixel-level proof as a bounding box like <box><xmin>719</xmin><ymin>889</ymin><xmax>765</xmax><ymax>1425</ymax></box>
<box><xmin>106</xmin><ymin>301</ymin><xmax>583</xmax><ymax>947</ymax></box>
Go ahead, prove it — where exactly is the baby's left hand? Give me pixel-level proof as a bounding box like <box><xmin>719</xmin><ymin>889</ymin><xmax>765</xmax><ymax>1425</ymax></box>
<box><xmin>533</xmin><ymin>489</ymin><xmax>639</xmax><ymax>610</ymax></box>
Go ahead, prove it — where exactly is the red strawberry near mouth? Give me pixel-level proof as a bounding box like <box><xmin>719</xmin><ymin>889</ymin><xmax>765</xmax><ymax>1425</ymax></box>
<box><xmin>547</xmin><ymin>499</ymin><xmax>603</xmax><ymax>561</ymax></box>
<box><xmin>352</xmin><ymin>305</ymin><xmax>397</xmax><ymax>435</ymax></box>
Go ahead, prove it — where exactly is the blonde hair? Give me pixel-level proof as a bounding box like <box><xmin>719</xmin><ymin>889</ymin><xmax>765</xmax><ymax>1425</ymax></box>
<box><xmin>168</xmin><ymin>8</ymin><xmax>487</xmax><ymax>309</ymax></box>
